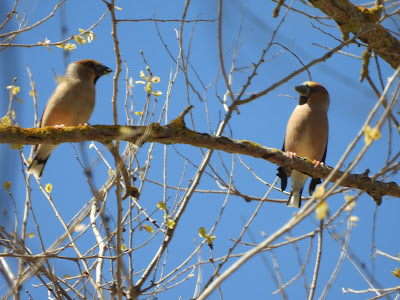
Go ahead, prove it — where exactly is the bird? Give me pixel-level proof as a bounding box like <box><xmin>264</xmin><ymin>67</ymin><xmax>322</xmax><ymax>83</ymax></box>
<box><xmin>277</xmin><ymin>81</ymin><xmax>329</xmax><ymax>208</ymax></box>
<box><xmin>26</xmin><ymin>59</ymin><xmax>112</xmax><ymax>178</ymax></box>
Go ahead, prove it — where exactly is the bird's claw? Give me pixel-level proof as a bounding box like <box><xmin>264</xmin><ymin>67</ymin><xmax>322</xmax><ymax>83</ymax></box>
<box><xmin>287</xmin><ymin>151</ymin><xmax>296</xmax><ymax>159</ymax></box>
<box><xmin>313</xmin><ymin>160</ymin><xmax>324</xmax><ymax>168</ymax></box>
<box><xmin>79</xmin><ymin>123</ymin><xmax>90</xmax><ymax>126</ymax></box>
<box><xmin>54</xmin><ymin>124</ymin><xmax>65</xmax><ymax>129</ymax></box>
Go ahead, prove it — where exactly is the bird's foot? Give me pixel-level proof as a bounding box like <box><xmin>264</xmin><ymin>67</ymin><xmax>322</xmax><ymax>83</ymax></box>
<box><xmin>287</xmin><ymin>151</ymin><xmax>296</xmax><ymax>159</ymax></box>
<box><xmin>79</xmin><ymin>123</ymin><xmax>90</xmax><ymax>126</ymax></box>
<box><xmin>54</xmin><ymin>124</ymin><xmax>65</xmax><ymax>129</ymax></box>
<box><xmin>313</xmin><ymin>160</ymin><xmax>324</xmax><ymax>168</ymax></box>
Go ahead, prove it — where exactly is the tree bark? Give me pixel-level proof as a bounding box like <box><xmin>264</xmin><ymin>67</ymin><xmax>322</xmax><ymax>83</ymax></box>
<box><xmin>1</xmin><ymin>116</ymin><xmax>398</xmax><ymax>201</ymax></box>
<box><xmin>309</xmin><ymin>0</ymin><xmax>400</xmax><ymax>69</ymax></box>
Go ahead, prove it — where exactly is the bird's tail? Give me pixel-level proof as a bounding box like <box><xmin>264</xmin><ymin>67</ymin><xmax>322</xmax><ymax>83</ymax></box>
<box><xmin>287</xmin><ymin>190</ymin><xmax>302</xmax><ymax>208</ymax></box>
<box><xmin>287</xmin><ymin>170</ymin><xmax>308</xmax><ymax>208</ymax></box>
<box><xmin>26</xmin><ymin>157</ymin><xmax>48</xmax><ymax>178</ymax></box>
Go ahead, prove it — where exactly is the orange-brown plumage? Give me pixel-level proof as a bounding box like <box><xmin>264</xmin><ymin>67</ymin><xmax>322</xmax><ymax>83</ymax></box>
<box><xmin>277</xmin><ymin>81</ymin><xmax>330</xmax><ymax>208</ymax></box>
<box><xmin>26</xmin><ymin>59</ymin><xmax>112</xmax><ymax>178</ymax></box>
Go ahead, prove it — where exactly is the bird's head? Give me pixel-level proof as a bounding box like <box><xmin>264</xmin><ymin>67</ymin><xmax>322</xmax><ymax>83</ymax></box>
<box><xmin>67</xmin><ymin>59</ymin><xmax>112</xmax><ymax>84</ymax></box>
<box><xmin>294</xmin><ymin>81</ymin><xmax>330</xmax><ymax>111</ymax></box>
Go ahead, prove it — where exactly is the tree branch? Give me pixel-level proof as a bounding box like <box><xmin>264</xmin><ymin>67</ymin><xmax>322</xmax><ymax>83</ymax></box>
<box><xmin>308</xmin><ymin>0</ymin><xmax>400</xmax><ymax>68</ymax></box>
<box><xmin>1</xmin><ymin>116</ymin><xmax>398</xmax><ymax>201</ymax></box>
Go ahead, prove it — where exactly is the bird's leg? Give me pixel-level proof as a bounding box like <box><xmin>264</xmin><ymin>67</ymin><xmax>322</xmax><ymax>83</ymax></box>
<box><xmin>313</xmin><ymin>160</ymin><xmax>324</xmax><ymax>168</ymax></box>
<box><xmin>287</xmin><ymin>151</ymin><xmax>297</xmax><ymax>159</ymax></box>
<box><xmin>53</xmin><ymin>124</ymin><xmax>65</xmax><ymax>129</ymax></box>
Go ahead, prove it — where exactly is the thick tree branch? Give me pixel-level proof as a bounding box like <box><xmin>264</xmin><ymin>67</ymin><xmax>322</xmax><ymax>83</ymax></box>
<box><xmin>309</xmin><ymin>0</ymin><xmax>400</xmax><ymax>68</ymax></box>
<box><xmin>0</xmin><ymin>116</ymin><xmax>398</xmax><ymax>201</ymax></box>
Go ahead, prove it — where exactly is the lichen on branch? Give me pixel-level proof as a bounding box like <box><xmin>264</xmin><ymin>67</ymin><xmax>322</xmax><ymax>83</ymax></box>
<box><xmin>0</xmin><ymin>112</ymin><xmax>398</xmax><ymax>201</ymax></box>
<box><xmin>308</xmin><ymin>0</ymin><xmax>400</xmax><ymax>68</ymax></box>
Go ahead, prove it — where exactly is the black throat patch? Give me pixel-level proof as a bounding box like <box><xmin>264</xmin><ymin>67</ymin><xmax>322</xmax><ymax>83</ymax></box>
<box><xmin>299</xmin><ymin>96</ymin><xmax>308</xmax><ymax>105</ymax></box>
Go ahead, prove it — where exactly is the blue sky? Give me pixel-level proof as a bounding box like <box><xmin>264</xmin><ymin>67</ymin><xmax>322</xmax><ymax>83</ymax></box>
<box><xmin>0</xmin><ymin>0</ymin><xmax>399</xmax><ymax>299</ymax></box>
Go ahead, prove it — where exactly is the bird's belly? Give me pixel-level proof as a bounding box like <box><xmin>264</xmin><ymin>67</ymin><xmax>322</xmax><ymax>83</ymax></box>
<box><xmin>285</xmin><ymin>114</ymin><xmax>328</xmax><ymax>161</ymax></box>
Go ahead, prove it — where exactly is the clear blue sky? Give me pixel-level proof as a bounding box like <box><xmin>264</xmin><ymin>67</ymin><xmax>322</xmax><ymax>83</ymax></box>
<box><xmin>0</xmin><ymin>0</ymin><xmax>399</xmax><ymax>299</ymax></box>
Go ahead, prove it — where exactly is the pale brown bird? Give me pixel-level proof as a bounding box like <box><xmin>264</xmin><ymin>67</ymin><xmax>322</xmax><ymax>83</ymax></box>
<box><xmin>277</xmin><ymin>81</ymin><xmax>329</xmax><ymax>208</ymax></box>
<box><xmin>26</xmin><ymin>59</ymin><xmax>112</xmax><ymax>178</ymax></box>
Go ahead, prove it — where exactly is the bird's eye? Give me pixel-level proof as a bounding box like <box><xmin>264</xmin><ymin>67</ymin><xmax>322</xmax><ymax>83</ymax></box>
<box><xmin>86</xmin><ymin>62</ymin><xmax>95</xmax><ymax>69</ymax></box>
<box><xmin>307</xmin><ymin>84</ymin><xmax>316</xmax><ymax>95</ymax></box>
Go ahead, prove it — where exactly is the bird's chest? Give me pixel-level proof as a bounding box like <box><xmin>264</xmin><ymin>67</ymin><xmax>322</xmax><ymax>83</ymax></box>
<box><xmin>66</xmin><ymin>82</ymin><xmax>95</xmax><ymax>111</ymax></box>
<box><xmin>284</xmin><ymin>109</ymin><xmax>327</xmax><ymax>160</ymax></box>
<box><xmin>42</xmin><ymin>81</ymin><xmax>96</xmax><ymax>126</ymax></box>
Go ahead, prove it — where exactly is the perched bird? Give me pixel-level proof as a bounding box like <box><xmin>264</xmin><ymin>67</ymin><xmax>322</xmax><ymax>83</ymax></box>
<box><xmin>277</xmin><ymin>81</ymin><xmax>329</xmax><ymax>208</ymax></box>
<box><xmin>26</xmin><ymin>59</ymin><xmax>112</xmax><ymax>178</ymax></box>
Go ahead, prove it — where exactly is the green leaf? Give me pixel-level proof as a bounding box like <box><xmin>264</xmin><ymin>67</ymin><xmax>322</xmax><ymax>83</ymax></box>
<box><xmin>45</xmin><ymin>183</ymin><xmax>53</xmax><ymax>193</ymax></box>
<box><xmin>3</xmin><ymin>181</ymin><xmax>11</xmax><ymax>191</ymax></box>
<box><xmin>157</xmin><ymin>201</ymin><xmax>166</xmax><ymax>210</ymax></box>
<box><xmin>166</xmin><ymin>219</ymin><xmax>175</xmax><ymax>229</ymax></box>
<box><xmin>143</xmin><ymin>224</ymin><xmax>154</xmax><ymax>233</ymax></box>
<box><xmin>198</xmin><ymin>227</ymin><xmax>206</xmax><ymax>238</ymax></box>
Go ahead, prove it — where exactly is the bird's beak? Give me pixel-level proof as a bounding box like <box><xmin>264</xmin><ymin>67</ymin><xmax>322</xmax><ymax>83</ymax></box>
<box><xmin>294</xmin><ymin>84</ymin><xmax>311</xmax><ymax>105</ymax></box>
<box><xmin>294</xmin><ymin>84</ymin><xmax>310</xmax><ymax>97</ymax></box>
<box><xmin>96</xmin><ymin>64</ymin><xmax>113</xmax><ymax>76</ymax></box>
